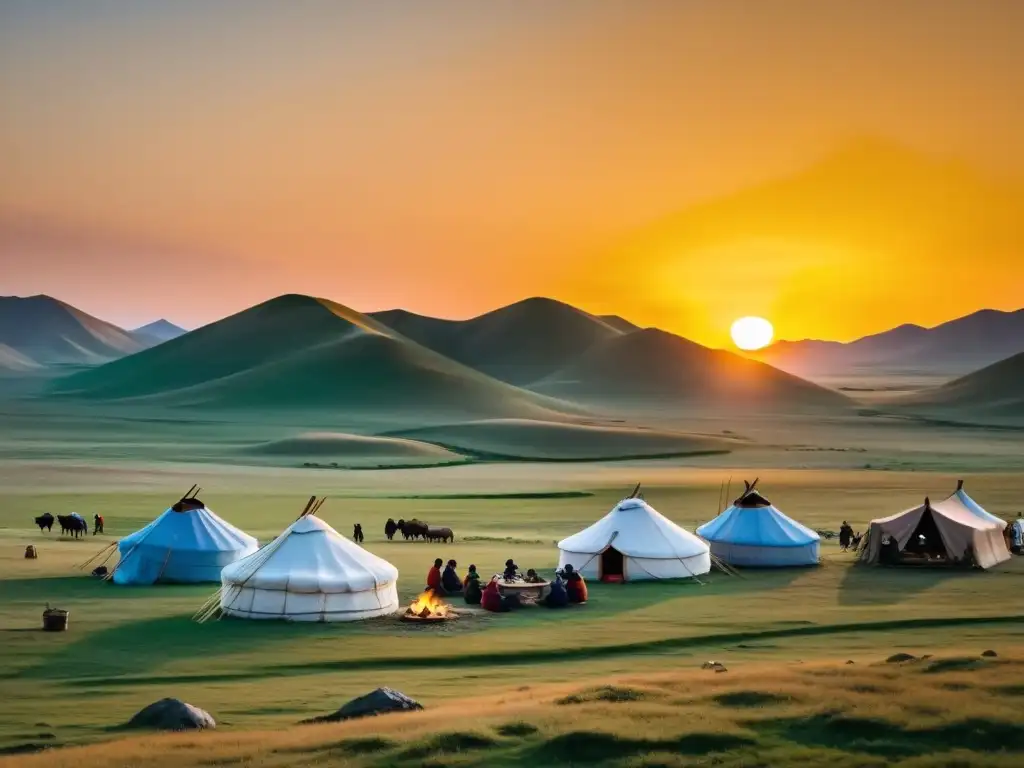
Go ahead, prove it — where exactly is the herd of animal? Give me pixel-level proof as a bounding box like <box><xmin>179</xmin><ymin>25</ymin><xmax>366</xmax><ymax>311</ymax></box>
<box><xmin>384</xmin><ymin>518</ymin><xmax>455</xmax><ymax>543</ymax></box>
<box><xmin>34</xmin><ymin>513</ymin><xmax>90</xmax><ymax>538</ymax></box>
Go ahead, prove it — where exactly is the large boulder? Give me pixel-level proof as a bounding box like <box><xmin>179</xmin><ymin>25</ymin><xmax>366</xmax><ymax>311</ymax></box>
<box><xmin>304</xmin><ymin>687</ymin><xmax>423</xmax><ymax>724</ymax></box>
<box><xmin>126</xmin><ymin>698</ymin><xmax>215</xmax><ymax>731</ymax></box>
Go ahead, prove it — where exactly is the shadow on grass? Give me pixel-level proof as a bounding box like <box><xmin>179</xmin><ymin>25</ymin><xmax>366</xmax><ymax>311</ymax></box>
<box><xmin>749</xmin><ymin>712</ymin><xmax>1024</xmax><ymax>759</ymax></box>
<box><xmin>837</xmin><ymin>564</ymin><xmax>970</xmax><ymax>606</ymax></box>
<box><xmin>531</xmin><ymin>731</ymin><xmax>756</xmax><ymax>764</ymax></box>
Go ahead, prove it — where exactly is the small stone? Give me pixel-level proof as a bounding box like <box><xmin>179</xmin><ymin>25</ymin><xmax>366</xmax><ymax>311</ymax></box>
<box><xmin>981</xmin><ymin>650</ymin><xmax>998</xmax><ymax>658</ymax></box>
<box><xmin>886</xmin><ymin>653</ymin><xmax>918</xmax><ymax>664</ymax></box>
<box><xmin>715</xmin><ymin>667</ymin><xmax>728</xmax><ymax>673</ymax></box>
<box><xmin>846</xmin><ymin>660</ymin><xmax>855</xmax><ymax>665</ymax></box>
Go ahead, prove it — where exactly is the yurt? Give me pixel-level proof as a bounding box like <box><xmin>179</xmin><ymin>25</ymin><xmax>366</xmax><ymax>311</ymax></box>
<box><xmin>218</xmin><ymin>498</ymin><xmax>399</xmax><ymax>622</ymax></box>
<box><xmin>697</xmin><ymin>480</ymin><xmax>820</xmax><ymax>567</ymax></box>
<box><xmin>113</xmin><ymin>488</ymin><xmax>258</xmax><ymax>585</ymax></box>
<box><xmin>859</xmin><ymin>494</ymin><xmax>1010</xmax><ymax>570</ymax></box>
<box><xmin>950</xmin><ymin>480</ymin><xmax>1006</xmax><ymax>527</ymax></box>
<box><xmin>557</xmin><ymin>487</ymin><xmax>710</xmax><ymax>581</ymax></box>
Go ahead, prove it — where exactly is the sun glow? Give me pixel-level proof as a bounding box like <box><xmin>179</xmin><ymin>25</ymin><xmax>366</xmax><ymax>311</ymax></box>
<box><xmin>731</xmin><ymin>316</ymin><xmax>774</xmax><ymax>351</ymax></box>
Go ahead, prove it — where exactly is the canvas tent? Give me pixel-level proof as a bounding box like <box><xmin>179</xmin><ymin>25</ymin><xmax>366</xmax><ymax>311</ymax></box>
<box><xmin>557</xmin><ymin>487</ymin><xmax>710</xmax><ymax>581</ymax></box>
<box><xmin>697</xmin><ymin>480</ymin><xmax>820</xmax><ymax>567</ymax></box>
<box><xmin>114</xmin><ymin>488</ymin><xmax>258</xmax><ymax>585</ymax></box>
<box><xmin>859</xmin><ymin>493</ymin><xmax>1010</xmax><ymax>570</ymax></box>
<box><xmin>219</xmin><ymin>498</ymin><xmax>399</xmax><ymax>622</ymax></box>
<box><xmin>951</xmin><ymin>480</ymin><xmax>1006</xmax><ymax>528</ymax></box>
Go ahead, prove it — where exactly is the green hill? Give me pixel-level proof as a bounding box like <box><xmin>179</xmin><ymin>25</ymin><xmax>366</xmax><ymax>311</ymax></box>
<box><xmin>50</xmin><ymin>294</ymin><xmax>575</xmax><ymax>420</ymax></box>
<box><xmin>532</xmin><ymin>328</ymin><xmax>850</xmax><ymax>411</ymax></box>
<box><xmin>371</xmin><ymin>297</ymin><xmax>624</xmax><ymax>385</ymax></box>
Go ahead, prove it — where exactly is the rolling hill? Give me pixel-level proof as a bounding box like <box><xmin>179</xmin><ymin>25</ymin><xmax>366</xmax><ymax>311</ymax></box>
<box><xmin>532</xmin><ymin>327</ymin><xmax>851</xmax><ymax>411</ymax></box>
<box><xmin>900</xmin><ymin>350</ymin><xmax>1024</xmax><ymax>417</ymax></box>
<box><xmin>50</xmin><ymin>294</ymin><xmax>576</xmax><ymax>420</ymax></box>
<box><xmin>371</xmin><ymin>297</ymin><xmax>625</xmax><ymax>385</ymax></box>
<box><xmin>757</xmin><ymin>308</ymin><xmax>1024</xmax><ymax>379</ymax></box>
<box><xmin>0</xmin><ymin>294</ymin><xmax>145</xmax><ymax>367</ymax></box>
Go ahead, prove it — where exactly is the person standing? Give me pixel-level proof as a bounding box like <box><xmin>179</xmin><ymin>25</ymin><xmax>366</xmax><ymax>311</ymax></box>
<box><xmin>839</xmin><ymin>521</ymin><xmax>854</xmax><ymax>551</ymax></box>
<box><xmin>93</xmin><ymin>514</ymin><xmax>104</xmax><ymax>535</ymax></box>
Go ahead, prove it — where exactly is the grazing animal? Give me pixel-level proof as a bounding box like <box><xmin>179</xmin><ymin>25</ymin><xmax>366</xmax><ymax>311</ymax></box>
<box><xmin>34</xmin><ymin>513</ymin><xmax>54</xmax><ymax>533</ymax></box>
<box><xmin>397</xmin><ymin>519</ymin><xmax>429</xmax><ymax>541</ymax></box>
<box><xmin>384</xmin><ymin>518</ymin><xmax>398</xmax><ymax>541</ymax></box>
<box><xmin>57</xmin><ymin>514</ymin><xmax>88</xmax><ymax>539</ymax></box>
<box><xmin>427</xmin><ymin>526</ymin><xmax>454</xmax><ymax>543</ymax></box>
<box><xmin>352</xmin><ymin>523</ymin><xmax>364</xmax><ymax>543</ymax></box>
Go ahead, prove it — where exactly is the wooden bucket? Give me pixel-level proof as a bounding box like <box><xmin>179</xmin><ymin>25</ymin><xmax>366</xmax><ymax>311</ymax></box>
<box><xmin>25</xmin><ymin>545</ymin><xmax>37</xmax><ymax>559</ymax></box>
<box><xmin>42</xmin><ymin>608</ymin><xmax>69</xmax><ymax>632</ymax></box>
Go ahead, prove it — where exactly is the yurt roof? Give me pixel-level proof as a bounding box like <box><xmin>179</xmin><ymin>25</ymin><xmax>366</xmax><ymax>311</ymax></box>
<box><xmin>221</xmin><ymin>515</ymin><xmax>398</xmax><ymax>593</ymax></box>
<box><xmin>119</xmin><ymin>505</ymin><xmax>257</xmax><ymax>553</ymax></box>
<box><xmin>697</xmin><ymin>502</ymin><xmax>819</xmax><ymax>547</ymax></box>
<box><xmin>871</xmin><ymin>494</ymin><xmax>1001</xmax><ymax>532</ymax></box>
<box><xmin>558</xmin><ymin>498</ymin><xmax>708</xmax><ymax>560</ymax></box>
<box><xmin>951</xmin><ymin>481</ymin><xmax>1006</xmax><ymax>527</ymax></box>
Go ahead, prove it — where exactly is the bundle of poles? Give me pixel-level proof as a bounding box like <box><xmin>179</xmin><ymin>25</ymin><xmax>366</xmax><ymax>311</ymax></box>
<box><xmin>192</xmin><ymin>495</ymin><xmax>325</xmax><ymax>623</ymax></box>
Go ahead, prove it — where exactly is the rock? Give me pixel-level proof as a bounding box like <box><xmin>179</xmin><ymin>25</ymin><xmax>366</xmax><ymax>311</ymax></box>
<box><xmin>304</xmin><ymin>687</ymin><xmax>423</xmax><ymax>724</ymax></box>
<box><xmin>126</xmin><ymin>698</ymin><xmax>215</xmax><ymax>731</ymax></box>
<box><xmin>714</xmin><ymin>667</ymin><xmax>728</xmax><ymax>673</ymax></box>
<box><xmin>921</xmin><ymin>654</ymin><xmax>933</xmax><ymax>660</ymax></box>
<box><xmin>981</xmin><ymin>650</ymin><xmax>998</xmax><ymax>658</ymax></box>
<box><xmin>846</xmin><ymin>660</ymin><xmax>855</xmax><ymax>665</ymax></box>
<box><xmin>701</xmin><ymin>661</ymin><xmax>726</xmax><ymax>670</ymax></box>
<box><xmin>885</xmin><ymin>653</ymin><xmax>918</xmax><ymax>664</ymax></box>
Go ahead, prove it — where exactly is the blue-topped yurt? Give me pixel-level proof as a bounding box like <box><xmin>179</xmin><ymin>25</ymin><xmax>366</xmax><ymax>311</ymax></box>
<box><xmin>697</xmin><ymin>480</ymin><xmax>819</xmax><ymax>567</ymax></box>
<box><xmin>113</xmin><ymin>491</ymin><xmax>258</xmax><ymax>585</ymax></box>
<box><xmin>951</xmin><ymin>480</ymin><xmax>1006</xmax><ymax>528</ymax></box>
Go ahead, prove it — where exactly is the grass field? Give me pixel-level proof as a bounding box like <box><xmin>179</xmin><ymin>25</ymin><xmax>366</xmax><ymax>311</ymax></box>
<box><xmin>1</xmin><ymin>403</ymin><xmax>1023</xmax><ymax>766</ymax></box>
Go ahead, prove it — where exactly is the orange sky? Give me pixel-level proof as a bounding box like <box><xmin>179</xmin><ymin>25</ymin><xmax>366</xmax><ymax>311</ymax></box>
<box><xmin>1</xmin><ymin>1</ymin><xmax>1022</xmax><ymax>347</ymax></box>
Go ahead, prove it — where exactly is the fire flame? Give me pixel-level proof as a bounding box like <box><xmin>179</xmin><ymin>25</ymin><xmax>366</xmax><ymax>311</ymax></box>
<box><xmin>405</xmin><ymin>589</ymin><xmax>450</xmax><ymax>619</ymax></box>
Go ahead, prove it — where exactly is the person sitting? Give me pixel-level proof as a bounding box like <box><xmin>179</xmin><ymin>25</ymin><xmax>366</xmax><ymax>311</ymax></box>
<box><xmin>544</xmin><ymin>575</ymin><xmax>569</xmax><ymax>608</ymax></box>
<box><xmin>562</xmin><ymin>564</ymin><xmax>588</xmax><ymax>604</ymax></box>
<box><xmin>524</xmin><ymin>568</ymin><xmax>544</xmax><ymax>583</ymax></box>
<box><xmin>464</xmin><ymin>565</ymin><xmax>483</xmax><ymax>605</ymax></box>
<box><xmin>503</xmin><ymin>559</ymin><xmax>520</xmax><ymax>581</ymax></box>
<box><xmin>426</xmin><ymin>558</ymin><xmax>443</xmax><ymax>592</ymax></box>
<box><xmin>441</xmin><ymin>559</ymin><xmax>463</xmax><ymax>594</ymax></box>
<box><xmin>481</xmin><ymin>579</ymin><xmax>507</xmax><ymax>612</ymax></box>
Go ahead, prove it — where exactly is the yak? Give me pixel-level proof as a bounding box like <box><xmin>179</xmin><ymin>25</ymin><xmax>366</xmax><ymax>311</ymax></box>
<box><xmin>57</xmin><ymin>514</ymin><xmax>88</xmax><ymax>539</ymax></box>
<box><xmin>426</xmin><ymin>526</ymin><xmax>455</xmax><ymax>544</ymax></box>
<box><xmin>397</xmin><ymin>519</ymin><xmax>429</xmax><ymax>540</ymax></box>
<box><xmin>384</xmin><ymin>518</ymin><xmax>398</xmax><ymax>541</ymax></box>
<box><xmin>35</xmin><ymin>513</ymin><xmax>54</xmax><ymax>533</ymax></box>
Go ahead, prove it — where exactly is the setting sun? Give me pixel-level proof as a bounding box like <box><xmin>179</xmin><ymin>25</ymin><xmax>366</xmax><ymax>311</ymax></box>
<box><xmin>731</xmin><ymin>316</ymin><xmax>774</xmax><ymax>351</ymax></box>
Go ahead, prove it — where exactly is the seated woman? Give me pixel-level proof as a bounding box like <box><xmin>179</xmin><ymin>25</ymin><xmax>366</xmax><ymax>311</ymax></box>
<box><xmin>562</xmin><ymin>564</ymin><xmax>588</xmax><ymax>604</ymax></box>
<box><xmin>481</xmin><ymin>579</ymin><xmax>508</xmax><ymax>613</ymax></box>
<box><xmin>524</xmin><ymin>568</ymin><xmax>544</xmax><ymax>584</ymax></box>
<box><xmin>426</xmin><ymin>558</ymin><xmax>443</xmax><ymax>592</ymax></box>
<box><xmin>463</xmin><ymin>565</ymin><xmax>483</xmax><ymax>605</ymax></box>
<box><xmin>544</xmin><ymin>575</ymin><xmax>569</xmax><ymax>608</ymax></box>
<box><xmin>441</xmin><ymin>559</ymin><xmax>463</xmax><ymax>594</ymax></box>
<box><xmin>503</xmin><ymin>559</ymin><xmax>520</xmax><ymax>581</ymax></box>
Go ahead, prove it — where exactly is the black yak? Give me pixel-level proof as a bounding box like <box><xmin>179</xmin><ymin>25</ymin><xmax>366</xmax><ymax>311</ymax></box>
<box><xmin>35</xmin><ymin>513</ymin><xmax>54</xmax><ymax>533</ymax></box>
<box><xmin>384</xmin><ymin>518</ymin><xmax>398</xmax><ymax>541</ymax></box>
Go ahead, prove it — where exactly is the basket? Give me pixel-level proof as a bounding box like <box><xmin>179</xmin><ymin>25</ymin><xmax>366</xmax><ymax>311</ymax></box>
<box><xmin>25</xmin><ymin>545</ymin><xmax>37</xmax><ymax>559</ymax></box>
<box><xmin>42</xmin><ymin>607</ymin><xmax>69</xmax><ymax>632</ymax></box>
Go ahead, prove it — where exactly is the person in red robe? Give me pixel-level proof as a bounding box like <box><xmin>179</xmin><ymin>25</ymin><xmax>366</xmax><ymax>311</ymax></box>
<box><xmin>481</xmin><ymin>579</ymin><xmax>508</xmax><ymax>612</ymax></box>
<box><xmin>426</xmin><ymin>558</ymin><xmax>443</xmax><ymax>592</ymax></box>
<box><xmin>562</xmin><ymin>564</ymin><xmax>588</xmax><ymax>604</ymax></box>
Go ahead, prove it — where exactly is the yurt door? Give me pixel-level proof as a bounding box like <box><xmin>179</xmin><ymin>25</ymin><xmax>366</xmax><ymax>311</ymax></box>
<box><xmin>600</xmin><ymin>546</ymin><xmax>625</xmax><ymax>582</ymax></box>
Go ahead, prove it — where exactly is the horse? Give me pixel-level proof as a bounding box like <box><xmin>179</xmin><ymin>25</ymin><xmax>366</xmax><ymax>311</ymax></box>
<box><xmin>34</xmin><ymin>513</ymin><xmax>54</xmax><ymax>533</ymax></box>
<box><xmin>427</xmin><ymin>526</ymin><xmax>455</xmax><ymax>543</ymax></box>
<box><xmin>384</xmin><ymin>518</ymin><xmax>398</xmax><ymax>541</ymax></box>
<box><xmin>57</xmin><ymin>514</ymin><xmax>88</xmax><ymax>539</ymax></box>
<box><xmin>352</xmin><ymin>523</ymin><xmax>364</xmax><ymax>543</ymax></box>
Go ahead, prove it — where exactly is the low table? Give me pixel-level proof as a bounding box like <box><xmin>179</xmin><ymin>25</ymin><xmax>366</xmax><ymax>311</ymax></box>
<box><xmin>494</xmin><ymin>579</ymin><xmax>550</xmax><ymax>604</ymax></box>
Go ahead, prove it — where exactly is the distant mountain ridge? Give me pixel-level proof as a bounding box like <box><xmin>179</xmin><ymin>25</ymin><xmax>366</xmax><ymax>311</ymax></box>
<box><xmin>0</xmin><ymin>294</ymin><xmax>145</xmax><ymax>369</ymax></box>
<box><xmin>756</xmin><ymin>307</ymin><xmax>1024</xmax><ymax>378</ymax></box>
<box><xmin>132</xmin><ymin>319</ymin><xmax>187</xmax><ymax>344</ymax></box>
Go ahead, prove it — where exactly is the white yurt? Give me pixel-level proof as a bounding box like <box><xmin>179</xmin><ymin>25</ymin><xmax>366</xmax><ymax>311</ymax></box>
<box><xmin>114</xmin><ymin>491</ymin><xmax>258</xmax><ymax>585</ymax></box>
<box><xmin>950</xmin><ymin>480</ymin><xmax>1006</xmax><ymax>528</ymax></box>
<box><xmin>219</xmin><ymin>502</ymin><xmax>399</xmax><ymax>622</ymax></box>
<box><xmin>697</xmin><ymin>481</ymin><xmax>820</xmax><ymax>567</ymax></box>
<box><xmin>557</xmin><ymin>489</ymin><xmax>710</xmax><ymax>581</ymax></box>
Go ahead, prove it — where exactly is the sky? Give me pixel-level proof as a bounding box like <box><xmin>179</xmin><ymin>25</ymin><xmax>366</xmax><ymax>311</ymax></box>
<box><xmin>1</xmin><ymin>1</ymin><xmax>1023</xmax><ymax>347</ymax></box>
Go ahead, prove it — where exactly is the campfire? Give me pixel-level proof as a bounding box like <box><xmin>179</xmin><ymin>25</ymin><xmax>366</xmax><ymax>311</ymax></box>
<box><xmin>402</xmin><ymin>589</ymin><xmax>455</xmax><ymax>622</ymax></box>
